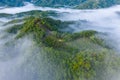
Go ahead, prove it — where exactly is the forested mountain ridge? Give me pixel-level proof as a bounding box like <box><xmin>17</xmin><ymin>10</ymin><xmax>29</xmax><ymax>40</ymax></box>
<box><xmin>5</xmin><ymin>14</ymin><xmax>120</xmax><ymax>80</ymax></box>
<box><xmin>0</xmin><ymin>0</ymin><xmax>120</xmax><ymax>9</ymax></box>
<box><xmin>0</xmin><ymin>0</ymin><xmax>31</xmax><ymax>6</ymax></box>
<box><xmin>76</xmin><ymin>0</ymin><xmax>120</xmax><ymax>9</ymax></box>
<box><xmin>1</xmin><ymin>1</ymin><xmax>120</xmax><ymax>80</ymax></box>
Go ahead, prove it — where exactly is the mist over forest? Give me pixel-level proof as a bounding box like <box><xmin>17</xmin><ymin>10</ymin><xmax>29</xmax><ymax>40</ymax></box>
<box><xmin>0</xmin><ymin>1</ymin><xmax>120</xmax><ymax>80</ymax></box>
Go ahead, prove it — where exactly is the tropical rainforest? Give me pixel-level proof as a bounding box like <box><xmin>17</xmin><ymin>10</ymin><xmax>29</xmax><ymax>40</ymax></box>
<box><xmin>0</xmin><ymin>0</ymin><xmax>120</xmax><ymax>8</ymax></box>
<box><xmin>0</xmin><ymin>0</ymin><xmax>120</xmax><ymax>80</ymax></box>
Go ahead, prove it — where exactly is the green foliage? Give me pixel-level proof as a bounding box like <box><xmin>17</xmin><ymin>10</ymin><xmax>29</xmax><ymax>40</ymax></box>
<box><xmin>1</xmin><ymin>0</ymin><xmax>120</xmax><ymax>9</ymax></box>
<box><xmin>0</xmin><ymin>0</ymin><xmax>30</xmax><ymax>6</ymax></box>
<box><xmin>44</xmin><ymin>35</ymin><xmax>64</xmax><ymax>48</ymax></box>
<box><xmin>4</xmin><ymin>19</ymin><xmax>24</xmax><ymax>25</ymax></box>
<box><xmin>6</xmin><ymin>24</ymin><xmax>23</xmax><ymax>34</ymax></box>
<box><xmin>0</xmin><ymin>10</ymin><xmax>56</xmax><ymax>20</ymax></box>
<box><xmin>76</xmin><ymin>0</ymin><xmax>118</xmax><ymax>9</ymax></box>
<box><xmin>32</xmin><ymin>0</ymin><xmax>85</xmax><ymax>7</ymax></box>
<box><xmin>40</xmin><ymin>46</ymin><xmax>120</xmax><ymax>80</ymax></box>
<box><xmin>15</xmin><ymin>10</ymin><xmax>51</xmax><ymax>18</ymax></box>
<box><xmin>16</xmin><ymin>17</ymin><xmax>69</xmax><ymax>45</ymax></box>
<box><xmin>0</xmin><ymin>13</ymin><xmax>12</xmax><ymax>18</ymax></box>
<box><xmin>90</xmin><ymin>35</ymin><xmax>109</xmax><ymax>48</ymax></box>
<box><xmin>69</xmin><ymin>51</ymin><xmax>105</xmax><ymax>80</ymax></box>
<box><xmin>63</xmin><ymin>30</ymin><xmax>97</xmax><ymax>41</ymax></box>
<box><xmin>16</xmin><ymin>17</ymin><xmax>46</xmax><ymax>42</ymax></box>
<box><xmin>12</xmin><ymin>16</ymin><xmax>120</xmax><ymax>80</ymax></box>
<box><xmin>32</xmin><ymin>0</ymin><xmax>120</xmax><ymax>8</ymax></box>
<box><xmin>73</xmin><ymin>30</ymin><xmax>97</xmax><ymax>38</ymax></box>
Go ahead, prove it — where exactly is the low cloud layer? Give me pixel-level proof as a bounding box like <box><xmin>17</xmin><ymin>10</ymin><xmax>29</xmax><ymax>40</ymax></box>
<box><xmin>0</xmin><ymin>3</ymin><xmax>120</xmax><ymax>80</ymax></box>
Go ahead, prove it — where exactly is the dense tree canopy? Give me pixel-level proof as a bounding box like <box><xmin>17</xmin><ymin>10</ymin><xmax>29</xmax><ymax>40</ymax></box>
<box><xmin>0</xmin><ymin>0</ymin><xmax>120</xmax><ymax>9</ymax></box>
<box><xmin>6</xmin><ymin>16</ymin><xmax>120</xmax><ymax>80</ymax></box>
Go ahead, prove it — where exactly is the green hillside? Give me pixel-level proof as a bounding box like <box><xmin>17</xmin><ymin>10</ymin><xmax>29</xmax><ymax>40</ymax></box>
<box><xmin>5</xmin><ymin>14</ymin><xmax>120</xmax><ymax>80</ymax></box>
<box><xmin>0</xmin><ymin>0</ymin><xmax>120</xmax><ymax>9</ymax></box>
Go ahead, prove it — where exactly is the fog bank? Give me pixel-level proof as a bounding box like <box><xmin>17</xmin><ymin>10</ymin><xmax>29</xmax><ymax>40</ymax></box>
<box><xmin>0</xmin><ymin>3</ymin><xmax>120</xmax><ymax>80</ymax></box>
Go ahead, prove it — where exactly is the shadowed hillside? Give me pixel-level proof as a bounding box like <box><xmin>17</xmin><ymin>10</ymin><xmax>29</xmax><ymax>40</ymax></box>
<box><xmin>0</xmin><ymin>0</ymin><xmax>120</xmax><ymax>9</ymax></box>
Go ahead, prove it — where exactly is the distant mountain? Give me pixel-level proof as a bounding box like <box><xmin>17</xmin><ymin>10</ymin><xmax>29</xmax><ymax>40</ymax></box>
<box><xmin>32</xmin><ymin>0</ymin><xmax>120</xmax><ymax>8</ymax></box>
<box><xmin>76</xmin><ymin>0</ymin><xmax>120</xmax><ymax>9</ymax></box>
<box><xmin>32</xmin><ymin>0</ymin><xmax>86</xmax><ymax>7</ymax></box>
<box><xmin>0</xmin><ymin>0</ymin><xmax>120</xmax><ymax>9</ymax></box>
<box><xmin>0</xmin><ymin>0</ymin><xmax>31</xmax><ymax>6</ymax></box>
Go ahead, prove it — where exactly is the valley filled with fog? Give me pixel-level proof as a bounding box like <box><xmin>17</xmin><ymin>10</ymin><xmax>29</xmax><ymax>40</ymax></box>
<box><xmin>0</xmin><ymin>3</ymin><xmax>120</xmax><ymax>80</ymax></box>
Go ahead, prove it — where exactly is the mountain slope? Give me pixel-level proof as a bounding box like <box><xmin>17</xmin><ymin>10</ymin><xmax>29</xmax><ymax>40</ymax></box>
<box><xmin>76</xmin><ymin>0</ymin><xmax>120</xmax><ymax>9</ymax></box>
<box><xmin>0</xmin><ymin>0</ymin><xmax>120</xmax><ymax>9</ymax></box>
<box><xmin>0</xmin><ymin>0</ymin><xmax>30</xmax><ymax>6</ymax></box>
<box><xmin>32</xmin><ymin>0</ymin><xmax>120</xmax><ymax>8</ymax></box>
<box><xmin>4</xmin><ymin>14</ymin><xmax>120</xmax><ymax>80</ymax></box>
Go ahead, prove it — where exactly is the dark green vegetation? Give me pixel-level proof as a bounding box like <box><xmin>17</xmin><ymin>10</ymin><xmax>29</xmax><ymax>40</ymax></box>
<box><xmin>33</xmin><ymin>0</ymin><xmax>120</xmax><ymax>8</ymax></box>
<box><xmin>76</xmin><ymin>0</ymin><xmax>120</xmax><ymax>9</ymax></box>
<box><xmin>6</xmin><ymin>16</ymin><xmax>120</xmax><ymax>80</ymax></box>
<box><xmin>0</xmin><ymin>0</ymin><xmax>31</xmax><ymax>6</ymax></box>
<box><xmin>0</xmin><ymin>10</ymin><xmax>56</xmax><ymax>19</ymax></box>
<box><xmin>1</xmin><ymin>0</ymin><xmax>120</xmax><ymax>9</ymax></box>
